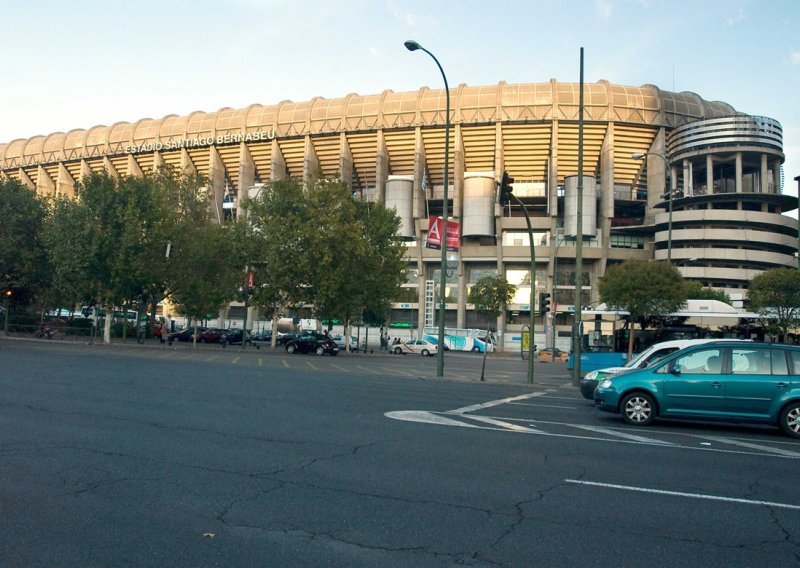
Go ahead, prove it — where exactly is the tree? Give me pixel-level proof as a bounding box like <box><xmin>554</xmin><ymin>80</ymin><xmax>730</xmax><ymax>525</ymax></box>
<box><xmin>468</xmin><ymin>275</ymin><xmax>517</xmax><ymax>380</ymax></box>
<box><xmin>0</xmin><ymin>178</ymin><xmax>49</xmax><ymax>309</ymax></box>
<box><xmin>747</xmin><ymin>268</ymin><xmax>800</xmax><ymax>339</ymax></box>
<box><xmin>685</xmin><ymin>281</ymin><xmax>731</xmax><ymax>304</ymax></box>
<box><xmin>244</xmin><ymin>175</ymin><xmax>406</xmax><ymax>351</ymax></box>
<box><xmin>42</xmin><ymin>168</ymin><xmax>215</xmax><ymax>343</ymax></box>
<box><xmin>242</xmin><ymin>178</ymin><xmax>319</xmax><ymax>349</ymax></box>
<box><xmin>167</xmin><ymin>221</ymin><xmax>242</xmax><ymax>343</ymax></box>
<box><xmin>468</xmin><ymin>275</ymin><xmax>516</xmax><ymax>328</ymax></box>
<box><xmin>599</xmin><ymin>260</ymin><xmax>688</xmax><ymax>356</ymax></box>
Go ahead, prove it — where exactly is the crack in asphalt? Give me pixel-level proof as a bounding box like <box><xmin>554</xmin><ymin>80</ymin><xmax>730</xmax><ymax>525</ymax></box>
<box><xmin>0</xmin><ymin>399</ymin><xmax>323</xmax><ymax>449</ymax></box>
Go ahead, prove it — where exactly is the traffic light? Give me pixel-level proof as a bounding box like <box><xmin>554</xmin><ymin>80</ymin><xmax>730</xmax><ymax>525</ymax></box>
<box><xmin>498</xmin><ymin>171</ymin><xmax>515</xmax><ymax>205</ymax></box>
<box><xmin>539</xmin><ymin>292</ymin><xmax>551</xmax><ymax>315</ymax></box>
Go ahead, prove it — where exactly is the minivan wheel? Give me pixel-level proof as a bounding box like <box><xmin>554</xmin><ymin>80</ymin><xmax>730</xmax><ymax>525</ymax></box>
<box><xmin>620</xmin><ymin>392</ymin><xmax>656</xmax><ymax>426</ymax></box>
<box><xmin>316</xmin><ymin>346</ymin><xmax>325</xmax><ymax>356</ymax></box>
<box><xmin>780</xmin><ymin>402</ymin><xmax>800</xmax><ymax>439</ymax></box>
<box><xmin>421</xmin><ymin>349</ymin><xmax>430</xmax><ymax>357</ymax></box>
<box><xmin>286</xmin><ymin>344</ymin><xmax>296</xmax><ymax>354</ymax></box>
<box><xmin>394</xmin><ymin>346</ymin><xmax>403</xmax><ymax>355</ymax></box>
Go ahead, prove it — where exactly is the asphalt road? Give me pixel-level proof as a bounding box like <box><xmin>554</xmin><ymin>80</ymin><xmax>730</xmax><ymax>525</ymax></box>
<box><xmin>1</xmin><ymin>339</ymin><xmax>799</xmax><ymax>567</ymax></box>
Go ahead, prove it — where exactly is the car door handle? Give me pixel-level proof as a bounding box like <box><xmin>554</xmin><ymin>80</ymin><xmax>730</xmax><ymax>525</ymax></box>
<box><xmin>776</xmin><ymin>382</ymin><xmax>788</xmax><ymax>389</ymax></box>
<box><xmin>711</xmin><ymin>382</ymin><xmax>722</xmax><ymax>388</ymax></box>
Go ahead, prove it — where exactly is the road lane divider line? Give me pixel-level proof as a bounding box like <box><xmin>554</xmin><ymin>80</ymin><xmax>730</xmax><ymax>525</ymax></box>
<box><xmin>231</xmin><ymin>357</ymin><xmax>240</xmax><ymax>364</ymax></box>
<box><xmin>282</xmin><ymin>359</ymin><xmax>289</xmax><ymax>368</ymax></box>
<box><xmin>461</xmin><ymin>414</ymin><xmax>542</xmax><ymax>433</ymax></box>
<box><xmin>697</xmin><ymin>435</ymin><xmax>800</xmax><ymax>458</ymax></box>
<box><xmin>447</xmin><ymin>391</ymin><xmax>550</xmax><ymax>415</ymax></box>
<box><xmin>356</xmin><ymin>365</ymin><xmax>382</xmax><ymax>375</ymax></box>
<box><xmin>331</xmin><ymin>363</ymin><xmax>349</xmax><ymax>372</ymax></box>
<box><xmin>385</xmin><ymin>411</ymin><xmax>482</xmax><ymax>428</ymax></box>
<box><xmin>569</xmin><ymin>424</ymin><xmax>675</xmax><ymax>445</ymax></box>
<box><xmin>565</xmin><ymin>479</ymin><xmax>800</xmax><ymax>511</ymax></box>
<box><xmin>306</xmin><ymin>361</ymin><xmax>318</xmax><ymax>370</ymax></box>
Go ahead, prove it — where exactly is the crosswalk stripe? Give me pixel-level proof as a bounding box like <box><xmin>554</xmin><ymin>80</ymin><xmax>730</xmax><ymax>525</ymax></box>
<box><xmin>569</xmin><ymin>424</ymin><xmax>675</xmax><ymax>445</ymax></box>
<box><xmin>447</xmin><ymin>391</ymin><xmax>549</xmax><ymax>415</ymax></box>
<box><xmin>699</xmin><ymin>435</ymin><xmax>800</xmax><ymax>458</ymax></box>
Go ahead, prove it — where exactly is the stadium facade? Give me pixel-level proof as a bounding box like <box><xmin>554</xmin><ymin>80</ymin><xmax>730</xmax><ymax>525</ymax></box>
<box><xmin>0</xmin><ymin>80</ymin><xmax>794</xmax><ymax>349</ymax></box>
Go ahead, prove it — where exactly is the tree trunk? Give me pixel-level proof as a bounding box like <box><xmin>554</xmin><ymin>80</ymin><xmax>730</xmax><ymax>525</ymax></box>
<box><xmin>627</xmin><ymin>320</ymin><xmax>636</xmax><ymax>359</ymax></box>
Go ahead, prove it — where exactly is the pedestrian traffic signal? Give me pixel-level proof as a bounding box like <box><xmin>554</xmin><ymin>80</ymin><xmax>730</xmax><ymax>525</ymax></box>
<box><xmin>499</xmin><ymin>171</ymin><xmax>515</xmax><ymax>205</ymax></box>
<box><xmin>539</xmin><ymin>292</ymin><xmax>551</xmax><ymax>315</ymax></box>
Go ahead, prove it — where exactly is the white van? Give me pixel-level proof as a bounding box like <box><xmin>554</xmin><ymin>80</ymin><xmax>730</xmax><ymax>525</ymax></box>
<box><xmin>579</xmin><ymin>338</ymin><xmax>751</xmax><ymax>400</ymax></box>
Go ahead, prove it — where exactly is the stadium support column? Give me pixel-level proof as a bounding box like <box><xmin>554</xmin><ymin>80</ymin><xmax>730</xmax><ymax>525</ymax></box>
<box><xmin>735</xmin><ymin>152</ymin><xmax>743</xmax><ymax>193</ymax></box>
<box><xmin>57</xmin><ymin>163</ymin><xmax>75</xmax><ymax>198</ymax></box>
<box><xmin>238</xmin><ymin>143</ymin><xmax>256</xmax><ymax>216</ymax></box>
<box><xmin>376</xmin><ymin>130</ymin><xmax>388</xmax><ymax>204</ymax></box>
<box><xmin>126</xmin><ymin>155</ymin><xmax>143</xmax><ymax>178</ymax></box>
<box><xmin>36</xmin><ymin>166</ymin><xmax>55</xmax><ymax>197</ymax></box>
<box><xmin>209</xmin><ymin>147</ymin><xmax>225</xmax><ymax>224</ymax></box>
<box><xmin>339</xmin><ymin>133</ymin><xmax>353</xmax><ymax>194</ymax></box>
<box><xmin>707</xmin><ymin>154</ymin><xmax>714</xmax><ymax>195</ymax></box>
<box><xmin>413</xmin><ymin>127</ymin><xmax>428</xmax><ymax>333</ymax></box>
<box><xmin>270</xmin><ymin>139</ymin><xmax>287</xmax><ymax>181</ymax></box>
<box><xmin>303</xmin><ymin>135</ymin><xmax>320</xmax><ymax>185</ymax></box>
<box><xmin>494</xmin><ymin>123</ymin><xmax>506</xmax><ymax>350</ymax></box>
<box><xmin>454</xmin><ymin>124</ymin><xmax>466</xmax><ymax>329</ymax></box>
<box><xmin>598</xmin><ymin>123</ymin><xmax>614</xmax><ymax>278</ymax></box>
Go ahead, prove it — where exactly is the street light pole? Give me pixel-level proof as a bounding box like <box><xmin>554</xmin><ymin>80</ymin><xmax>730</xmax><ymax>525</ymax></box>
<box><xmin>405</xmin><ymin>40</ymin><xmax>450</xmax><ymax>378</ymax></box>
<box><xmin>632</xmin><ymin>152</ymin><xmax>672</xmax><ymax>262</ymax></box>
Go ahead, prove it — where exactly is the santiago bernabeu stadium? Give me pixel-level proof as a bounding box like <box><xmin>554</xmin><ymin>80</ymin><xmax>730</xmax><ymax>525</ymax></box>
<box><xmin>0</xmin><ymin>80</ymin><xmax>794</xmax><ymax>350</ymax></box>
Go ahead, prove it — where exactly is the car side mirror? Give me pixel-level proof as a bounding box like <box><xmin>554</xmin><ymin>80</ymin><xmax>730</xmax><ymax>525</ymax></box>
<box><xmin>669</xmin><ymin>363</ymin><xmax>682</xmax><ymax>375</ymax></box>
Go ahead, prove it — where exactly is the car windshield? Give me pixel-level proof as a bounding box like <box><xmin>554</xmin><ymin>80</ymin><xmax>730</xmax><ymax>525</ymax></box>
<box><xmin>623</xmin><ymin>347</ymin><xmax>656</xmax><ymax>368</ymax></box>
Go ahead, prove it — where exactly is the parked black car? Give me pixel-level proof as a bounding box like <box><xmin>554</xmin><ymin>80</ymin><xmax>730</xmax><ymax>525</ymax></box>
<box><xmin>250</xmin><ymin>330</ymin><xmax>272</xmax><ymax>344</ymax></box>
<box><xmin>285</xmin><ymin>332</ymin><xmax>339</xmax><ymax>356</ymax></box>
<box><xmin>167</xmin><ymin>328</ymin><xmax>196</xmax><ymax>344</ymax></box>
<box><xmin>220</xmin><ymin>328</ymin><xmax>259</xmax><ymax>348</ymax></box>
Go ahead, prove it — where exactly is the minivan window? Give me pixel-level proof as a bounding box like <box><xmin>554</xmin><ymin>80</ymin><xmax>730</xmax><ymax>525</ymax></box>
<box><xmin>671</xmin><ymin>348</ymin><xmax>723</xmax><ymax>374</ymax></box>
<box><xmin>732</xmin><ymin>347</ymin><xmax>788</xmax><ymax>376</ymax></box>
<box><xmin>640</xmin><ymin>347</ymin><xmax>680</xmax><ymax>368</ymax></box>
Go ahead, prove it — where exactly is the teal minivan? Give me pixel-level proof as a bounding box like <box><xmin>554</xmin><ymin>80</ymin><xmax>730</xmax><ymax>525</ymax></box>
<box><xmin>594</xmin><ymin>342</ymin><xmax>800</xmax><ymax>438</ymax></box>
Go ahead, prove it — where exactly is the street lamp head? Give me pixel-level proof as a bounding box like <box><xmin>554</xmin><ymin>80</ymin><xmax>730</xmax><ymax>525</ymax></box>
<box><xmin>404</xmin><ymin>40</ymin><xmax>421</xmax><ymax>52</ymax></box>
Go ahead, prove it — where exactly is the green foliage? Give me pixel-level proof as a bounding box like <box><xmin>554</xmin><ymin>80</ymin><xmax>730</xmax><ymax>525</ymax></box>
<box><xmin>685</xmin><ymin>281</ymin><xmax>731</xmax><ymax>304</ymax></box>
<box><xmin>167</xmin><ymin>221</ymin><xmax>241</xmax><ymax>324</ymax></box>
<box><xmin>747</xmin><ymin>268</ymin><xmax>800</xmax><ymax>337</ymax></box>
<box><xmin>600</xmin><ymin>260</ymin><xmax>688</xmax><ymax>355</ymax></box>
<box><xmin>244</xmin><ymin>175</ymin><xmax>406</xmax><ymax>332</ymax></box>
<box><xmin>0</xmin><ymin>178</ymin><xmax>49</xmax><ymax>307</ymax></box>
<box><xmin>468</xmin><ymin>275</ymin><xmax>517</xmax><ymax>327</ymax></box>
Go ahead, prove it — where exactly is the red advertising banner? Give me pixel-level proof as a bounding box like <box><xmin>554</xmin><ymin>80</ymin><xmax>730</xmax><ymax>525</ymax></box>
<box><xmin>425</xmin><ymin>216</ymin><xmax>460</xmax><ymax>251</ymax></box>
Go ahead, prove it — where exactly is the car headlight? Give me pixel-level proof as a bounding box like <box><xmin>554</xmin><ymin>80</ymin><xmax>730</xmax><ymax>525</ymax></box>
<box><xmin>584</xmin><ymin>371</ymin><xmax>598</xmax><ymax>381</ymax></box>
<box><xmin>599</xmin><ymin>379</ymin><xmax>613</xmax><ymax>389</ymax></box>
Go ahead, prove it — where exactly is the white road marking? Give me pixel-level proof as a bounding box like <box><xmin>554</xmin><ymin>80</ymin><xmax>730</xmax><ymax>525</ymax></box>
<box><xmin>569</xmin><ymin>424</ymin><xmax>675</xmax><ymax>445</ymax></box>
<box><xmin>447</xmin><ymin>392</ymin><xmax>550</xmax><ymax>415</ymax></box>
<box><xmin>461</xmin><ymin>415</ymin><xmax>542</xmax><ymax>433</ymax></box>
<box><xmin>385</xmin><ymin>411</ymin><xmax>481</xmax><ymax>428</ymax></box>
<box><xmin>698</xmin><ymin>435</ymin><xmax>800</xmax><ymax>458</ymax></box>
<box><xmin>565</xmin><ymin>479</ymin><xmax>800</xmax><ymax>511</ymax></box>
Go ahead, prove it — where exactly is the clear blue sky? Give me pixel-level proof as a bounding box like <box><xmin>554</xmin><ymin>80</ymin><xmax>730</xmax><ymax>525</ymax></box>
<box><xmin>1</xmin><ymin>0</ymin><xmax>797</xmax><ymax>198</ymax></box>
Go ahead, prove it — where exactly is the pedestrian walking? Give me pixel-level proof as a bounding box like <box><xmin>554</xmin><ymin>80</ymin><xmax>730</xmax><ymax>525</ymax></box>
<box><xmin>137</xmin><ymin>315</ymin><xmax>148</xmax><ymax>344</ymax></box>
